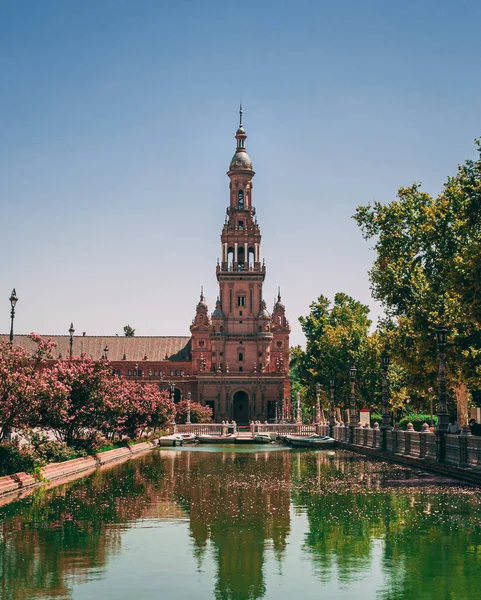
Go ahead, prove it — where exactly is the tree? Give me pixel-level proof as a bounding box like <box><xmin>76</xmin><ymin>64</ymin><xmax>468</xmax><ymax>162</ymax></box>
<box><xmin>0</xmin><ymin>334</ymin><xmax>59</xmax><ymax>441</ymax></box>
<box><xmin>175</xmin><ymin>400</ymin><xmax>213</xmax><ymax>424</ymax></box>
<box><xmin>294</xmin><ymin>294</ymin><xmax>382</xmax><ymax>415</ymax></box>
<box><xmin>354</xmin><ymin>141</ymin><xmax>481</xmax><ymax>423</ymax></box>
<box><xmin>123</xmin><ymin>325</ymin><xmax>135</xmax><ymax>337</ymax></box>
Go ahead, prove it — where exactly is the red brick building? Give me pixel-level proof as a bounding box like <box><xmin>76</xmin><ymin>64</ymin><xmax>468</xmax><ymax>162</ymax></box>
<box><xmin>6</xmin><ymin>111</ymin><xmax>290</xmax><ymax>423</ymax></box>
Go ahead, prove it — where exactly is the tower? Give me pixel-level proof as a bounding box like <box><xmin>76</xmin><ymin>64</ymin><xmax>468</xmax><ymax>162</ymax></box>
<box><xmin>191</xmin><ymin>108</ymin><xmax>291</xmax><ymax>423</ymax></box>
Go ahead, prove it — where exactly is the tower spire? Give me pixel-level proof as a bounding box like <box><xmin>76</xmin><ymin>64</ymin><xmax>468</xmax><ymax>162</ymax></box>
<box><xmin>200</xmin><ymin>285</ymin><xmax>204</xmax><ymax>301</ymax></box>
<box><xmin>239</xmin><ymin>101</ymin><xmax>243</xmax><ymax>128</ymax></box>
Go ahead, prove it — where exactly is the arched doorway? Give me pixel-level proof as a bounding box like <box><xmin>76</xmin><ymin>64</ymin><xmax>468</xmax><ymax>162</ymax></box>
<box><xmin>233</xmin><ymin>391</ymin><xmax>249</xmax><ymax>425</ymax></box>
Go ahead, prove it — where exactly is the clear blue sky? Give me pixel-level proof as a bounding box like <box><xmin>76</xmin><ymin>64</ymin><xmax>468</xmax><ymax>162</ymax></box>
<box><xmin>1</xmin><ymin>0</ymin><xmax>480</xmax><ymax>347</ymax></box>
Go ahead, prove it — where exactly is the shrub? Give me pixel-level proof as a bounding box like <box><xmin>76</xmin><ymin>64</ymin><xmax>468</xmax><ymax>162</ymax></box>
<box><xmin>399</xmin><ymin>414</ymin><xmax>437</xmax><ymax>431</ymax></box>
<box><xmin>26</xmin><ymin>430</ymin><xmax>80</xmax><ymax>464</ymax></box>
<box><xmin>69</xmin><ymin>431</ymin><xmax>106</xmax><ymax>455</ymax></box>
<box><xmin>0</xmin><ymin>442</ymin><xmax>37</xmax><ymax>477</ymax></box>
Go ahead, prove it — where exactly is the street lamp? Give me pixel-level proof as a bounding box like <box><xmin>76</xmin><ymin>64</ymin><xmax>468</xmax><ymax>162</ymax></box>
<box><xmin>170</xmin><ymin>381</ymin><xmax>175</xmax><ymax>402</ymax></box>
<box><xmin>135</xmin><ymin>362</ymin><xmax>139</xmax><ymax>382</ymax></box>
<box><xmin>149</xmin><ymin>369</ymin><xmax>152</xmax><ymax>381</ymax></box>
<box><xmin>435</xmin><ymin>324</ymin><xmax>449</xmax><ymax>461</ymax></box>
<box><xmin>349</xmin><ymin>365</ymin><xmax>357</xmax><ymax>443</ymax></box>
<box><xmin>329</xmin><ymin>378</ymin><xmax>335</xmax><ymax>438</ymax></box>
<box><xmin>9</xmin><ymin>289</ymin><xmax>18</xmax><ymax>343</ymax></box>
<box><xmin>380</xmin><ymin>351</ymin><xmax>390</xmax><ymax>450</ymax></box>
<box><xmin>296</xmin><ymin>391</ymin><xmax>302</xmax><ymax>425</ymax></box>
<box><xmin>68</xmin><ymin>322</ymin><xmax>75</xmax><ymax>361</ymax></box>
<box><xmin>187</xmin><ymin>391</ymin><xmax>192</xmax><ymax>424</ymax></box>
<box><xmin>315</xmin><ymin>382</ymin><xmax>321</xmax><ymax>424</ymax></box>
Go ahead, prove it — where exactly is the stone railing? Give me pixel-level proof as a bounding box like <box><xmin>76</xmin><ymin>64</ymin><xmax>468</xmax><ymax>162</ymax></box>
<box><xmin>333</xmin><ymin>423</ymin><xmax>481</xmax><ymax>470</ymax></box>
<box><xmin>175</xmin><ymin>423</ymin><xmax>225</xmax><ymax>435</ymax></box>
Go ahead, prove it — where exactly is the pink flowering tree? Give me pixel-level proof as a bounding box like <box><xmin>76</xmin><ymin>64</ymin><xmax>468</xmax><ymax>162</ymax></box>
<box><xmin>40</xmin><ymin>356</ymin><xmax>114</xmax><ymax>445</ymax></box>
<box><xmin>0</xmin><ymin>334</ymin><xmax>58</xmax><ymax>441</ymax></box>
<box><xmin>175</xmin><ymin>400</ymin><xmax>213</xmax><ymax>424</ymax></box>
<box><xmin>103</xmin><ymin>381</ymin><xmax>175</xmax><ymax>440</ymax></box>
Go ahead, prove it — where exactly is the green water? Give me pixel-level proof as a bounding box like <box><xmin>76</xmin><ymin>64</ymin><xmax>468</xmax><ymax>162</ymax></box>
<box><xmin>1</xmin><ymin>447</ymin><xmax>480</xmax><ymax>600</ymax></box>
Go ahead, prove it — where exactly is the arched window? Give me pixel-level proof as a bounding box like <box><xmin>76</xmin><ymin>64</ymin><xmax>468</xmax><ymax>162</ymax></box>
<box><xmin>170</xmin><ymin>369</ymin><xmax>174</xmax><ymax>376</ymax></box>
<box><xmin>138</xmin><ymin>369</ymin><xmax>143</xmax><ymax>377</ymax></box>
<box><xmin>238</xmin><ymin>189</ymin><xmax>244</xmax><ymax>209</ymax></box>
<box><xmin>248</xmin><ymin>247</ymin><xmax>255</xmax><ymax>269</ymax></box>
<box><xmin>237</xmin><ymin>246</ymin><xmax>245</xmax><ymax>269</ymax></box>
<box><xmin>238</xmin><ymin>352</ymin><xmax>244</xmax><ymax>362</ymax></box>
<box><xmin>227</xmin><ymin>247</ymin><xmax>234</xmax><ymax>269</ymax></box>
<box><xmin>128</xmin><ymin>369</ymin><xmax>132</xmax><ymax>376</ymax></box>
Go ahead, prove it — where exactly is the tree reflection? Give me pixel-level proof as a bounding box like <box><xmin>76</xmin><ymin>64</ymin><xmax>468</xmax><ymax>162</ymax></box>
<box><xmin>0</xmin><ymin>449</ymin><xmax>481</xmax><ymax>599</ymax></box>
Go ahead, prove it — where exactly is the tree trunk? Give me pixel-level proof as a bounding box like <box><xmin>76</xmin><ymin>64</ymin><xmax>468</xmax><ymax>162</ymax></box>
<box><xmin>454</xmin><ymin>381</ymin><xmax>469</xmax><ymax>426</ymax></box>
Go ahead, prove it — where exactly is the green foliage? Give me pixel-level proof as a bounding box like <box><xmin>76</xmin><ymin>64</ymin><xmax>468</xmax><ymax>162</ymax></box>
<box><xmin>25</xmin><ymin>430</ymin><xmax>81</xmax><ymax>464</ymax></box>
<box><xmin>399</xmin><ymin>414</ymin><xmax>438</xmax><ymax>431</ymax></box>
<box><xmin>353</xmin><ymin>140</ymin><xmax>481</xmax><ymax>404</ymax></box>
<box><xmin>0</xmin><ymin>442</ymin><xmax>36</xmax><ymax>477</ymax></box>
<box><xmin>123</xmin><ymin>325</ymin><xmax>135</xmax><ymax>337</ymax></box>
<box><xmin>293</xmin><ymin>293</ymin><xmax>382</xmax><ymax>411</ymax></box>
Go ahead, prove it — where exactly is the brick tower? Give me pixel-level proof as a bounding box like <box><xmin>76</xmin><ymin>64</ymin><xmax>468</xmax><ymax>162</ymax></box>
<box><xmin>190</xmin><ymin>106</ymin><xmax>291</xmax><ymax>423</ymax></box>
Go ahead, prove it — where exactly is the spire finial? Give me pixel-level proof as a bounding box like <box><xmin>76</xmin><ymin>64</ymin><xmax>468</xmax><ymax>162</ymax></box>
<box><xmin>278</xmin><ymin>286</ymin><xmax>281</xmax><ymax>302</ymax></box>
<box><xmin>239</xmin><ymin>101</ymin><xmax>243</xmax><ymax>127</ymax></box>
<box><xmin>200</xmin><ymin>285</ymin><xmax>204</xmax><ymax>301</ymax></box>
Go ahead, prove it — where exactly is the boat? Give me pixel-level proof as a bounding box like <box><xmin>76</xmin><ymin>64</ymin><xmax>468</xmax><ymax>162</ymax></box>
<box><xmin>252</xmin><ymin>433</ymin><xmax>273</xmax><ymax>444</ymax></box>
<box><xmin>287</xmin><ymin>435</ymin><xmax>336</xmax><ymax>448</ymax></box>
<box><xmin>178</xmin><ymin>433</ymin><xmax>197</xmax><ymax>443</ymax></box>
<box><xmin>158</xmin><ymin>434</ymin><xmax>184</xmax><ymax>447</ymax></box>
<box><xmin>197</xmin><ymin>433</ymin><xmax>238</xmax><ymax>444</ymax></box>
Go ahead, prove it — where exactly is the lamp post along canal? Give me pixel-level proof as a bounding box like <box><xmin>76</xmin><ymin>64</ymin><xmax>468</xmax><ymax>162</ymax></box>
<box><xmin>380</xmin><ymin>351</ymin><xmax>390</xmax><ymax>450</ymax></box>
<box><xmin>315</xmin><ymin>382</ymin><xmax>321</xmax><ymax>424</ymax></box>
<box><xmin>135</xmin><ymin>362</ymin><xmax>139</xmax><ymax>383</ymax></box>
<box><xmin>296</xmin><ymin>391</ymin><xmax>302</xmax><ymax>426</ymax></box>
<box><xmin>186</xmin><ymin>391</ymin><xmax>192</xmax><ymax>424</ymax></box>
<box><xmin>349</xmin><ymin>366</ymin><xmax>357</xmax><ymax>443</ymax></box>
<box><xmin>435</xmin><ymin>325</ymin><xmax>449</xmax><ymax>462</ymax></box>
<box><xmin>68</xmin><ymin>322</ymin><xmax>75</xmax><ymax>361</ymax></box>
<box><xmin>329</xmin><ymin>378</ymin><xmax>335</xmax><ymax>438</ymax></box>
<box><xmin>9</xmin><ymin>289</ymin><xmax>18</xmax><ymax>344</ymax></box>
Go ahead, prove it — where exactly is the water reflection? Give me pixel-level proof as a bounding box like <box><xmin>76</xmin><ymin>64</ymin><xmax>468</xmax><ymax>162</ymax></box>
<box><xmin>0</xmin><ymin>449</ymin><xmax>480</xmax><ymax>599</ymax></box>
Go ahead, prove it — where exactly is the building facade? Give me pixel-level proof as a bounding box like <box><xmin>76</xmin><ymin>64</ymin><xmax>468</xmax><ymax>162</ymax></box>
<box><xmin>5</xmin><ymin>111</ymin><xmax>290</xmax><ymax>424</ymax></box>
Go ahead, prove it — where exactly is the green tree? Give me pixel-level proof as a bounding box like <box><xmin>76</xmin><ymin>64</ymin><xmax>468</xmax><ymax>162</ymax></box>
<box><xmin>123</xmin><ymin>324</ymin><xmax>135</xmax><ymax>337</ymax></box>
<box><xmin>294</xmin><ymin>293</ymin><xmax>382</xmax><ymax>415</ymax></box>
<box><xmin>353</xmin><ymin>140</ymin><xmax>481</xmax><ymax>423</ymax></box>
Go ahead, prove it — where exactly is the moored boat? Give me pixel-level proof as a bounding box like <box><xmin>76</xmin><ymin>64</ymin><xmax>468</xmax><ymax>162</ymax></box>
<box><xmin>158</xmin><ymin>434</ymin><xmax>183</xmax><ymax>447</ymax></box>
<box><xmin>197</xmin><ymin>434</ymin><xmax>238</xmax><ymax>444</ymax></box>
<box><xmin>287</xmin><ymin>435</ymin><xmax>336</xmax><ymax>448</ymax></box>
<box><xmin>178</xmin><ymin>433</ymin><xmax>197</xmax><ymax>443</ymax></box>
<box><xmin>252</xmin><ymin>433</ymin><xmax>273</xmax><ymax>444</ymax></box>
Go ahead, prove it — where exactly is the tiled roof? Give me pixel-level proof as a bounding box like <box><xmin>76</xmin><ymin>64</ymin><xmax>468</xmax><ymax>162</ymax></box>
<box><xmin>0</xmin><ymin>335</ymin><xmax>192</xmax><ymax>362</ymax></box>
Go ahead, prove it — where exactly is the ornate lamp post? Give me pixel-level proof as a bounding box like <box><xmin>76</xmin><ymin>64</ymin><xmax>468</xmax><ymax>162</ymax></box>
<box><xmin>9</xmin><ymin>289</ymin><xmax>18</xmax><ymax>343</ymax></box>
<box><xmin>149</xmin><ymin>369</ymin><xmax>152</xmax><ymax>382</ymax></box>
<box><xmin>170</xmin><ymin>381</ymin><xmax>175</xmax><ymax>402</ymax></box>
<box><xmin>187</xmin><ymin>391</ymin><xmax>192</xmax><ymax>424</ymax></box>
<box><xmin>315</xmin><ymin>382</ymin><xmax>321</xmax><ymax>424</ymax></box>
<box><xmin>349</xmin><ymin>365</ymin><xmax>357</xmax><ymax>443</ymax></box>
<box><xmin>329</xmin><ymin>378</ymin><xmax>335</xmax><ymax>438</ymax></box>
<box><xmin>68</xmin><ymin>322</ymin><xmax>75</xmax><ymax>361</ymax></box>
<box><xmin>135</xmin><ymin>362</ymin><xmax>139</xmax><ymax>383</ymax></box>
<box><xmin>380</xmin><ymin>351</ymin><xmax>390</xmax><ymax>450</ymax></box>
<box><xmin>435</xmin><ymin>325</ymin><xmax>449</xmax><ymax>462</ymax></box>
<box><xmin>296</xmin><ymin>391</ymin><xmax>302</xmax><ymax>425</ymax></box>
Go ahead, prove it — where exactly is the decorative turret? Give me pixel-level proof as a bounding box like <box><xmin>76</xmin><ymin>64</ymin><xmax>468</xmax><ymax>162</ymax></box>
<box><xmin>191</xmin><ymin>288</ymin><xmax>211</xmax><ymax>331</ymax></box>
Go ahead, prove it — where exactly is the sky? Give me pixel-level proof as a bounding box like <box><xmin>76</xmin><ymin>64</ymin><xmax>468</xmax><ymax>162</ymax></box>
<box><xmin>1</xmin><ymin>0</ymin><xmax>480</xmax><ymax>348</ymax></box>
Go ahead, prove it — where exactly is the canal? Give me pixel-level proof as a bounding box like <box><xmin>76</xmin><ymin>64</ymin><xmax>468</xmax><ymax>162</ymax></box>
<box><xmin>1</xmin><ymin>447</ymin><xmax>480</xmax><ymax>599</ymax></box>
